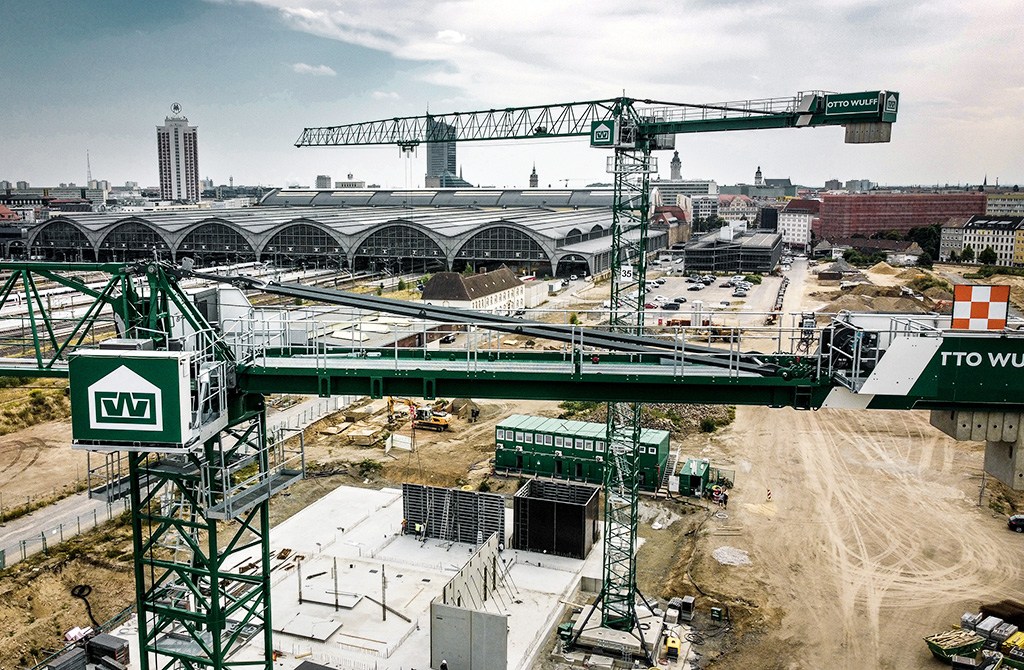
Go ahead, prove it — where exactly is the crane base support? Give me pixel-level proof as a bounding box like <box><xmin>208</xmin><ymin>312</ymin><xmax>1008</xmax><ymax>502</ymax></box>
<box><xmin>563</xmin><ymin>602</ymin><xmax>662</xmax><ymax>665</ymax></box>
<box><xmin>931</xmin><ymin>410</ymin><xmax>1024</xmax><ymax>490</ymax></box>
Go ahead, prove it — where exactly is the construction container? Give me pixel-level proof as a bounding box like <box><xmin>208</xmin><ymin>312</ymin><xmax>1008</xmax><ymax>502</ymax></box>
<box><xmin>47</xmin><ymin>648</ymin><xmax>87</xmax><ymax>670</ymax></box>
<box><xmin>995</xmin><ymin>623</ymin><xmax>1020</xmax><ymax>643</ymax></box>
<box><xmin>87</xmin><ymin>633</ymin><xmax>130</xmax><ymax>665</ymax></box>
<box><xmin>978</xmin><ymin>617</ymin><xmax>1006</xmax><ymax>639</ymax></box>
<box><xmin>680</xmin><ymin>595</ymin><xmax>696</xmax><ymax>622</ymax></box>
<box><xmin>926</xmin><ymin>629</ymin><xmax>987</xmax><ymax>662</ymax></box>
<box><xmin>952</xmin><ymin>656</ymin><xmax>979</xmax><ymax>670</ymax></box>
<box><xmin>1003</xmin><ymin>631</ymin><xmax>1024</xmax><ymax>654</ymax></box>
<box><xmin>679</xmin><ymin>458</ymin><xmax>710</xmax><ymax>497</ymax></box>
<box><xmin>494</xmin><ymin>415</ymin><xmax>670</xmax><ymax>492</ymax></box>
<box><xmin>964</xmin><ymin>613</ymin><xmax>985</xmax><ymax>631</ymax></box>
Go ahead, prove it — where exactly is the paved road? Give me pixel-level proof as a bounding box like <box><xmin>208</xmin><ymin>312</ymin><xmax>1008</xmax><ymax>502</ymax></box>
<box><xmin>0</xmin><ymin>492</ymin><xmax>127</xmax><ymax>565</ymax></box>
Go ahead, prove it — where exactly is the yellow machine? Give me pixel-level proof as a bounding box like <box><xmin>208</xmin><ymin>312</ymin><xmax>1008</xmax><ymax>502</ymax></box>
<box><xmin>665</xmin><ymin>636</ymin><xmax>681</xmax><ymax>660</ymax></box>
<box><xmin>386</xmin><ymin>397</ymin><xmax>452</xmax><ymax>432</ymax></box>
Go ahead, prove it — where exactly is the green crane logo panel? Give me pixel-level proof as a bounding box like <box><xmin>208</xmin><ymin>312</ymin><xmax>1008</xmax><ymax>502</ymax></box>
<box><xmin>824</xmin><ymin>91</ymin><xmax>883</xmax><ymax>117</ymax></box>
<box><xmin>591</xmin><ymin>120</ymin><xmax>616</xmax><ymax>146</ymax></box>
<box><xmin>89</xmin><ymin>366</ymin><xmax>163</xmax><ymax>431</ymax></box>
<box><xmin>70</xmin><ymin>352</ymin><xmax>188</xmax><ymax>445</ymax></box>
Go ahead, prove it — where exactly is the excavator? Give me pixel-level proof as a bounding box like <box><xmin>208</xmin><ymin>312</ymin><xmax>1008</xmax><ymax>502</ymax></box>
<box><xmin>386</xmin><ymin>396</ymin><xmax>453</xmax><ymax>431</ymax></box>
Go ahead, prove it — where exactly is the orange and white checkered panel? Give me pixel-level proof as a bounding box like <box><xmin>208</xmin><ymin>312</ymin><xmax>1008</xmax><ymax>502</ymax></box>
<box><xmin>951</xmin><ymin>284</ymin><xmax>1010</xmax><ymax>330</ymax></box>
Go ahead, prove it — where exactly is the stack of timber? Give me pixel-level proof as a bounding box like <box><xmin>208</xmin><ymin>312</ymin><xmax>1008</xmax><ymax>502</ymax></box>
<box><xmin>925</xmin><ymin>629</ymin><xmax>986</xmax><ymax>662</ymax></box>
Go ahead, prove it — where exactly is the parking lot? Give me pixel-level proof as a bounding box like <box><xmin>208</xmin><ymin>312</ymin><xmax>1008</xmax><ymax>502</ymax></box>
<box><xmin>641</xmin><ymin>266</ymin><xmax>783</xmax><ymax>327</ymax></box>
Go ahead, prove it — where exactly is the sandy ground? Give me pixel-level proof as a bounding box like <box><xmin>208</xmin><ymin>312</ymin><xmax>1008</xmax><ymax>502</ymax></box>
<box><xmin>0</xmin><ymin>420</ymin><xmax>86</xmax><ymax>504</ymax></box>
<box><xmin>686</xmin><ymin>405</ymin><xmax>1024</xmax><ymax>669</ymax></box>
<box><xmin>4</xmin><ymin>260</ymin><xmax>1022</xmax><ymax>670</ymax></box>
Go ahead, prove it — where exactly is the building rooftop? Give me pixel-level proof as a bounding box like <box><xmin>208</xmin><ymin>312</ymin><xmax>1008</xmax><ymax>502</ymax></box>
<box><xmin>497</xmin><ymin>414</ymin><xmax>669</xmax><ymax>444</ymax></box>
<box><xmin>421</xmin><ymin>266</ymin><xmax>522</xmax><ymax>301</ymax></box>
<box><xmin>259</xmin><ymin>187</ymin><xmax>614</xmax><ymax>209</ymax></box>
<box><xmin>963</xmin><ymin>215</ymin><xmax>1024</xmax><ymax>230</ymax></box>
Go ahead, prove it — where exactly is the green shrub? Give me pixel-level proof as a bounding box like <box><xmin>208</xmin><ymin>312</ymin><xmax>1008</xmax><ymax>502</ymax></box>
<box><xmin>699</xmin><ymin>417</ymin><xmax>718</xmax><ymax>433</ymax></box>
<box><xmin>356</xmin><ymin>459</ymin><xmax>384</xmax><ymax>477</ymax></box>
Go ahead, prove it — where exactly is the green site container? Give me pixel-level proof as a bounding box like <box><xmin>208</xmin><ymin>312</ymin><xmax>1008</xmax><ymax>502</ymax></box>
<box><xmin>494</xmin><ymin>414</ymin><xmax>669</xmax><ymax>491</ymax></box>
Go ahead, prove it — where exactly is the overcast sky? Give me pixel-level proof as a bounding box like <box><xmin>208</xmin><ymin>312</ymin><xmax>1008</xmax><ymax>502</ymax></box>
<box><xmin>2</xmin><ymin>0</ymin><xmax>1022</xmax><ymax>191</ymax></box>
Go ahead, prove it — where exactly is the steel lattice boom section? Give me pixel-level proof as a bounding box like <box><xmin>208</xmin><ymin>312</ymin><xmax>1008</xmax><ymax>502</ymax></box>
<box><xmin>295</xmin><ymin>90</ymin><xmax>896</xmax><ymax>147</ymax></box>
<box><xmin>296</xmin><ymin>98</ymin><xmax>623</xmax><ymax>146</ymax></box>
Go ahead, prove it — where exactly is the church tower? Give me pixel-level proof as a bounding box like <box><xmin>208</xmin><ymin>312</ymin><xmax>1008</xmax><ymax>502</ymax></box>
<box><xmin>529</xmin><ymin>163</ymin><xmax>538</xmax><ymax>188</ymax></box>
<box><xmin>754</xmin><ymin>166</ymin><xmax>764</xmax><ymax>186</ymax></box>
<box><xmin>670</xmin><ymin>151</ymin><xmax>681</xmax><ymax>180</ymax></box>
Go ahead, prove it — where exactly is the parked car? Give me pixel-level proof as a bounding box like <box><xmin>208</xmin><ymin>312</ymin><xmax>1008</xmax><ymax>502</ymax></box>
<box><xmin>673</xmin><ymin>296</ymin><xmax>688</xmax><ymax>304</ymax></box>
<box><xmin>1010</xmin><ymin>515</ymin><xmax>1024</xmax><ymax>532</ymax></box>
<box><xmin>662</xmin><ymin>302</ymin><xmax>680</xmax><ymax>311</ymax></box>
<box><xmin>732</xmin><ymin>290</ymin><xmax>747</xmax><ymax>298</ymax></box>
<box><xmin>688</xmin><ymin>285</ymin><xmax>703</xmax><ymax>291</ymax></box>
<box><xmin>569</xmin><ymin>274</ymin><xmax>578</xmax><ymax>281</ymax></box>
<box><xmin>644</xmin><ymin>303</ymin><xmax>656</xmax><ymax>309</ymax></box>
<box><xmin>440</xmin><ymin>334</ymin><xmax>457</xmax><ymax>344</ymax></box>
<box><xmin>720</xmin><ymin>281</ymin><xmax>733</xmax><ymax>288</ymax></box>
<box><xmin>654</xmin><ymin>294</ymin><xmax>667</xmax><ymax>302</ymax></box>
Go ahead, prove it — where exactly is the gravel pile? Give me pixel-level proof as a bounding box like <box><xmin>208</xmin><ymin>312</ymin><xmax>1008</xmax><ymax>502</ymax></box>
<box><xmin>563</xmin><ymin>402</ymin><xmax>733</xmax><ymax>436</ymax></box>
<box><xmin>712</xmin><ymin>546</ymin><xmax>752</xmax><ymax>566</ymax></box>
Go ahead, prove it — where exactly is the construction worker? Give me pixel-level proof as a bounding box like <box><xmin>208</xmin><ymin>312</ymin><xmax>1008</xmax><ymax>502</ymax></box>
<box><xmin>722</xmin><ymin>491</ymin><xmax>729</xmax><ymax>510</ymax></box>
<box><xmin>440</xmin><ymin>660</ymin><xmax>448</xmax><ymax>670</ymax></box>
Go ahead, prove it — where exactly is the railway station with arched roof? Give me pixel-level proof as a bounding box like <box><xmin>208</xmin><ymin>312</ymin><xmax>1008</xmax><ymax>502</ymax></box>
<box><xmin>23</xmin><ymin>188</ymin><xmax>672</xmax><ymax>276</ymax></box>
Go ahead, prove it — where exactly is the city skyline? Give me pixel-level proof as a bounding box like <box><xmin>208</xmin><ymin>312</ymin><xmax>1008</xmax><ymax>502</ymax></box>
<box><xmin>2</xmin><ymin>0</ymin><xmax>1023</xmax><ymax>190</ymax></box>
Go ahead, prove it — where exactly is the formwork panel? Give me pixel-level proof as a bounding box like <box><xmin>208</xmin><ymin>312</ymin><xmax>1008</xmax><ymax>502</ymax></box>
<box><xmin>402</xmin><ymin>483</ymin><xmax>506</xmax><ymax>544</ymax></box>
<box><xmin>512</xmin><ymin>479</ymin><xmax>599</xmax><ymax>559</ymax></box>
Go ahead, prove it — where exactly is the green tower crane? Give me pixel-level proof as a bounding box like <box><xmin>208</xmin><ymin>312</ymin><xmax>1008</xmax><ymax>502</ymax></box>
<box><xmin>294</xmin><ymin>89</ymin><xmax>900</xmax><ymax>654</ymax></box>
<box><xmin>0</xmin><ymin>89</ymin><xmax>909</xmax><ymax>670</ymax></box>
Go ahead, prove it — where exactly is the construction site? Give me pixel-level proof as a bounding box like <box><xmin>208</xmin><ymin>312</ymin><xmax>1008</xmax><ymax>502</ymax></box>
<box><xmin>5</xmin><ymin>90</ymin><xmax>1024</xmax><ymax>670</ymax></box>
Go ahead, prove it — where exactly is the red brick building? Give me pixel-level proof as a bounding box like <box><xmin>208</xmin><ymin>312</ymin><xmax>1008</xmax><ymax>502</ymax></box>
<box><xmin>815</xmin><ymin>193</ymin><xmax>987</xmax><ymax>239</ymax></box>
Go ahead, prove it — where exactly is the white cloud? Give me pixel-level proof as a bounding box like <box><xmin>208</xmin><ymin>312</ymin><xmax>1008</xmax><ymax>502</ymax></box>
<box><xmin>291</xmin><ymin>62</ymin><xmax>337</xmax><ymax>76</ymax></box>
<box><xmin>435</xmin><ymin>29</ymin><xmax>466</xmax><ymax>44</ymax></box>
<box><xmin>209</xmin><ymin>0</ymin><xmax>1024</xmax><ymax>187</ymax></box>
<box><xmin>372</xmin><ymin>91</ymin><xmax>401</xmax><ymax>100</ymax></box>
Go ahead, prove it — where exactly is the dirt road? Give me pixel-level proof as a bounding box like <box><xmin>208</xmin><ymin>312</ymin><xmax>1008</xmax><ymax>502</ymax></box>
<box><xmin>689</xmin><ymin>406</ymin><xmax>1024</xmax><ymax>668</ymax></box>
<box><xmin>0</xmin><ymin>420</ymin><xmax>84</xmax><ymax>505</ymax></box>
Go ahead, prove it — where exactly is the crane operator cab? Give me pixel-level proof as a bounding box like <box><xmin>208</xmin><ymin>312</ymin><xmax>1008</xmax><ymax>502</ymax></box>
<box><xmin>65</xmin><ymin>285</ymin><xmax>246</xmax><ymax>454</ymax></box>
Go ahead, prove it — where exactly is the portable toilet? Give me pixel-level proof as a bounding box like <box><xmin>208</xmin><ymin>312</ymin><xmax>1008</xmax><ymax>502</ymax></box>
<box><xmin>679</xmin><ymin>458</ymin><xmax>710</xmax><ymax>497</ymax></box>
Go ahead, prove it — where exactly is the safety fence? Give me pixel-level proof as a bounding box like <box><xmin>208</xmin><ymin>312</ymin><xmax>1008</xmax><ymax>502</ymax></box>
<box><xmin>0</xmin><ymin>497</ymin><xmax>130</xmax><ymax>568</ymax></box>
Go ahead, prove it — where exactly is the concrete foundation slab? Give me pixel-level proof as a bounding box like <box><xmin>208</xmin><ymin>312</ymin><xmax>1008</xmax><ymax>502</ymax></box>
<box><xmin>571</xmin><ymin>603</ymin><xmax>664</xmax><ymax>661</ymax></box>
<box><xmin>275</xmin><ymin>612</ymin><xmax>344</xmax><ymax>641</ymax></box>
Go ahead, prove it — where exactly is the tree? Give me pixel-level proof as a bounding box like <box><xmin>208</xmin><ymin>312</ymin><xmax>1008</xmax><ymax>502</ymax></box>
<box><xmin>948</xmin><ymin>250</ymin><xmax>959</xmax><ymax>262</ymax></box>
<box><xmin>462</xmin><ymin>262</ymin><xmax>474</xmax><ymax>275</ymax></box>
<box><xmin>397</xmin><ymin>279</ymin><xmax>407</xmax><ymax>291</ymax></box>
<box><xmin>917</xmin><ymin>251</ymin><xmax>933</xmax><ymax>269</ymax></box>
<box><xmin>979</xmin><ymin>246</ymin><xmax>999</xmax><ymax>266</ymax></box>
<box><xmin>884</xmin><ymin>229</ymin><xmax>904</xmax><ymax>241</ymax></box>
<box><xmin>961</xmin><ymin>245</ymin><xmax>975</xmax><ymax>263</ymax></box>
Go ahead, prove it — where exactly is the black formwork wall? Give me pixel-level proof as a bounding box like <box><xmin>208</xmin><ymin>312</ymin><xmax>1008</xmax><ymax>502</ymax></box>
<box><xmin>512</xmin><ymin>479</ymin><xmax>599</xmax><ymax>559</ymax></box>
<box><xmin>402</xmin><ymin>483</ymin><xmax>506</xmax><ymax>544</ymax></box>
